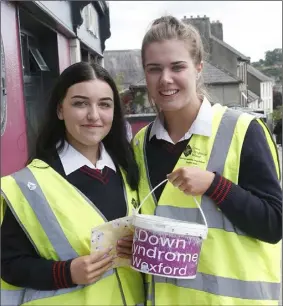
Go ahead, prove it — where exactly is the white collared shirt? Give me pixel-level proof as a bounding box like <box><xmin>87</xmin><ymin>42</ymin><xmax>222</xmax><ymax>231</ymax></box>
<box><xmin>149</xmin><ymin>97</ymin><xmax>213</xmax><ymax>144</ymax></box>
<box><xmin>58</xmin><ymin>141</ymin><xmax>116</xmax><ymax>176</ymax></box>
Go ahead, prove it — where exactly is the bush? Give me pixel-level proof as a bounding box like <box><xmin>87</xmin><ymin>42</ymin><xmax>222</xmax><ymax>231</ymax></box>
<box><xmin>272</xmin><ymin>105</ymin><xmax>283</xmax><ymax>122</ymax></box>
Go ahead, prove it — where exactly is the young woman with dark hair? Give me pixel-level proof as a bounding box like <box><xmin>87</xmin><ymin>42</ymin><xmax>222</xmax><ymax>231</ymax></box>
<box><xmin>1</xmin><ymin>62</ymin><xmax>144</xmax><ymax>306</ymax></box>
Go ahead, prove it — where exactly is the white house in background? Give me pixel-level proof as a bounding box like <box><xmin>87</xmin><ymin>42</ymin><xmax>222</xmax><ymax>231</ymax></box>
<box><xmin>247</xmin><ymin>64</ymin><xmax>274</xmax><ymax>115</ymax></box>
<box><xmin>246</xmin><ymin>90</ymin><xmax>260</xmax><ymax>110</ymax></box>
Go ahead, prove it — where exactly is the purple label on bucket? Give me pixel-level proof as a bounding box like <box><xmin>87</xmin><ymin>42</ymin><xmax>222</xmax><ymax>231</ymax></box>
<box><xmin>131</xmin><ymin>227</ymin><xmax>203</xmax><ymax>278</ymax></box>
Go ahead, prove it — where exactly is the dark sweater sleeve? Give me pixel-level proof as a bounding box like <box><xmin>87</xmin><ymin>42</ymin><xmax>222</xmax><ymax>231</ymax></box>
<box><xmin>1</xmin><ymin>205</ymin><xmax>75</xmax><ymax>290</ymax></box>
<box><xmin>205</xmin><ymin>120</ymin><xmax>282</xmax><ymax>244</ymax></box>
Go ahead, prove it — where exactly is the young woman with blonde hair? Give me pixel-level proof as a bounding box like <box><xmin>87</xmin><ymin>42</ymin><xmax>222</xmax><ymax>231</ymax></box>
<box><xmin>132</xmin><ymin>15</ymin><xmax>282</xmax><ymax>305</ymax></box>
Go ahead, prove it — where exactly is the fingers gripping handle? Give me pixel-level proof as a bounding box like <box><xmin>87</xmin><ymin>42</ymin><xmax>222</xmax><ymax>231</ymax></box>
<box><xmin>135</xmin><ymin>179</ymin><xmax>208</xmax><ymax>228</ymax></box>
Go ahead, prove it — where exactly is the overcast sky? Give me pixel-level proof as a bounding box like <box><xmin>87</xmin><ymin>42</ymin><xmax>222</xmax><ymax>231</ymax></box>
<box><xmin>105</xmin><ymin>1</ymin><xmax>282</xmax><ymax>62</ymax></box>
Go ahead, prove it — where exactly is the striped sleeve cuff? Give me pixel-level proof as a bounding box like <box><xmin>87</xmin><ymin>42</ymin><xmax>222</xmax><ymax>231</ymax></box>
<box><xmin>205</xmin><ymin>172</ymin><xmax>232</xmax><ymax>205</ymax></box>
<box><xmin>52</xmin><ymin>260</ymin><xmax>75</xmax><ymax>289</ymax></box>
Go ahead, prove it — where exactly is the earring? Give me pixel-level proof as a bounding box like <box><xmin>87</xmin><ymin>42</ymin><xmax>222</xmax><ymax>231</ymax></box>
<box><xmin>196</xmin><ymin>72</ymin><xmax>201</xmax><ymax>80</ymax></box>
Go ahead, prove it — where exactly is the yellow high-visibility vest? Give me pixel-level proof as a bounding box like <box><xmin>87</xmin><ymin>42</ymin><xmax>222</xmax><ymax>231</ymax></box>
<box><xmin>1</xmin><ymin>159</ymin><xmax>145</xmax><ymax>306</ymax></box>
<box><xmin>132</xmin><ymin>104</ymin><xmax>281</xmax><ymax>305</ymax></box>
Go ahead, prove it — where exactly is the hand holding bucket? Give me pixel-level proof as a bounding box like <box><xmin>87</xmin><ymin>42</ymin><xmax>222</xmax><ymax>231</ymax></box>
<box><xmin>131</xmin><ymin>179</ymin><xmax>208</xmax><ymax>279</ymax></box>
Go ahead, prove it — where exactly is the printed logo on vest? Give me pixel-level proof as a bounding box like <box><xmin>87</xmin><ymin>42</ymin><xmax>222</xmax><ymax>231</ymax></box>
<box><xmin>27</xmin><ymin>182</ymin><xmax>37</xmax><ymax>190</ymax></box>
<box><xmin>183</xmin><ymin>144</ymin><xmax>192</xmax><ymax>157</ymax></box>
<box><xmin>181</xmin><ymin>145</ymin><xmax>208</xmax><ymax>166</ymax></box>
<box><xmin>131</xmin><ymin>198</ymin><xmax>139</xmax><ymax>209</ymax></box>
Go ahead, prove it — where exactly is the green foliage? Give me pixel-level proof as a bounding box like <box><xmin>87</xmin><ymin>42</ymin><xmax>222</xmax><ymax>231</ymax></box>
<box><xmin>133</xmin><ymin>91</ymin><xmax>145</xmax><ymax>106</ymax></box>
<box><xmin>265</xmin><ymin>48</ymin><xmax>282</xmax><ymax>66</ymax></box>
<box><xmin>252</xmin><ymin>48</ymin><xmax>282</xmax><ymax>84</ymax></box>
<box><xmin>272</xmin><ymin>105</ymin><xmax>283</xmax><ymax>121</ymax></box>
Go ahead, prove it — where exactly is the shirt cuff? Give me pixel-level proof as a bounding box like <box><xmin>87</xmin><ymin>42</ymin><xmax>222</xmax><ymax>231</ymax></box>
<box><xmin>204</xmin><ymin>172</ymin><xmax>233</xmax><ymax>205</ymax></box>
<box><xmin>52</xmin><ymin>259</ymin><xmax>76</xmax><ymax>289</ymax></box>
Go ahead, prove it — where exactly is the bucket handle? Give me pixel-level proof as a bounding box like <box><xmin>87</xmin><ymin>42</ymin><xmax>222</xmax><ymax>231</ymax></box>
<box><xmin>135</xmin><ymin>179</ymin><xmax>208</xmax><ymax>229</ymax></box>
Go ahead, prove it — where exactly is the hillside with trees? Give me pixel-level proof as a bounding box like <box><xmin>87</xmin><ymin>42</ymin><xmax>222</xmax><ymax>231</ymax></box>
<box><xmin>252</xmin><ymin>48</ymin><xmax>282</xmax><ymax>120</ymax></box>
<box><xmin>252</xmin><ymin>48</ymin><xmax>282</xmax><ymax>84</ymax></box>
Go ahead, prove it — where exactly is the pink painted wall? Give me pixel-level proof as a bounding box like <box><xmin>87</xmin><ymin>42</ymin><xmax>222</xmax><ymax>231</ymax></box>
<box><xmin>57</xmin><ymin>33</ymin><xmax>71</xmax><ymax>73</ymax></box>
<box><xmin>1</xmin><ymin>2</ymin><xmax>28</xmax><ymax>176</ymax></box>
<box><xmin>131</xmin><ymin>121</ymin><xmax>149</xmax><ymax>136</ymax></box>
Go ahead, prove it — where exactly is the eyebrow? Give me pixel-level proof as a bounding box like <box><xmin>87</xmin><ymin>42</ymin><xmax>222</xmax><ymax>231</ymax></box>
<box><xmin>71</xmin><ymin>95</ymin><xmax>113</xmax><ymax>102</ymax></box>
<box><xmin>71</xmin><ymin>95</ymin><xmax>89</xmax><ymax>99</ymax></box>
<box><xmin>171</xmin><ymin>61</ymin><xmax>187</xmax><ymax>65</ymax></box>
<box><xmin>146</xmin><ymin>61</ymin><xmax>187</xmax><ymax>67</ymax></box>
<box><xmin>100</xmin><ymin>97</ymin><xmax>113</xmax><ymax>102</ymax></box>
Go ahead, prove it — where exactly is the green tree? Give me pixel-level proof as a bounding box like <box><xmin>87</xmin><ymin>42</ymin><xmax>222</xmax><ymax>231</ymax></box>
<box><xmin>272</xmin><ymin>105</ymin><xmax>283</xmax><ymax>121</ymax></box>
<box><xmin>252</xmin><ymin>48</ymin><xmax>282</xmax><ymax>84</ymax></box>
<box><xmin>265</xmin><ymin>48</ymin><xmax>282</xmax><ymax>66</ymax></box>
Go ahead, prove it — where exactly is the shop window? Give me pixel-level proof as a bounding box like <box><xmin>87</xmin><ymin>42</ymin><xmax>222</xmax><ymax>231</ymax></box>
<box><xmin>29</xmin><ymin>47</ymin><xmax>49</xmax><ymax>71</ymax></box>
<box><xmin>84</xmin><ymin>4</ymin><xmax>99</xmax><ymax>38</ymax></box>
<box><xmin>20</xmin><ymin>32</ymin><xmax>49</xmax><ymax>75</ymax></box>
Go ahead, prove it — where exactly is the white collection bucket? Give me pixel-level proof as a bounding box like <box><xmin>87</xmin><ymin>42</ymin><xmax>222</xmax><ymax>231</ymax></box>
<box><xmin>131</xmin><ymin>179</ymin><xmax>208</xmax><ymax>279</ymax></box>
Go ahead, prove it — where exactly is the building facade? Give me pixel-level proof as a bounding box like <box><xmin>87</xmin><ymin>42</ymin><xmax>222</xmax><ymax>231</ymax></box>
<box><xmin>182</xmin><ymin>15</ymin><xmax>251</xmax><ymax>108</ymax></box>
<box><xmin>1</xmin><ymin>1</ymin><xmax>110</xmax><ymax>176</ymax></box>
<box><xmin>104</xmin><ymin>50</ymin><xmax>241</xmax><ymax>109</ymax></box>
<box><xmin>247</xmin><ymin>64</ymin><xmax>274</xmax><ymax>115</ymax></box>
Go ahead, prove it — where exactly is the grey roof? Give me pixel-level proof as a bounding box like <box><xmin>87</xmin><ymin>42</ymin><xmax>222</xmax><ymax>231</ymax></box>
<box><xmin>247</xmin><ymin>90</ymin><xmax>259</xmax><ymax>103</ymax></box>
<box><xmin>211</xmin><ymin>35</ymin><xmax>250</xmax><ymax>61</ymax></box>
<box><xmin>104</xmin><ymin>49</ymin><xmax>240</xmax><ymax>89</ymax></box>
<box><xmin>131</xmin><ymin>60</ymin><xmax>240</xmax><ymax>87</ymax></box>
<box><xmin>247</xmin><ymin>65</ymin><xmax>274</xmax><ymax>82</ymax></box>
<box><xmin>228</xmin><ymin>106</ymin><xmax>266</xmax><ymax>118</ymax></box>
<box><xmin>103</xmin><ymin>50</ymin><xmax>145</xmax><ymax>90</ymax></box>
<box><xmin>202</xmin><ymin>61</ymin><xmax>240</xmax><ymax>84</ymax></box>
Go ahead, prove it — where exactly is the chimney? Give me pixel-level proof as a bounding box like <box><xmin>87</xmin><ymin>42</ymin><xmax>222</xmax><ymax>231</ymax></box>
<box><xmin>182</xmin><ymin>15</ymin><xmax>211</xmax><ymax>53</ymax></box>
<box><xmin>211</xmin><ymin>20</ymin><xmax>223</xmax><ymax>40</ymax></box>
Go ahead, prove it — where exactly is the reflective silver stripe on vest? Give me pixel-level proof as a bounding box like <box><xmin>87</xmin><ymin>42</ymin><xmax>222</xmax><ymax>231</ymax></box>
<box><xmin>154</xmin><ymin>274</ymin><xmax>280</xmax><ymax>300</ymax></box>
<box><xmin>150</xmin><ymin>109</ymin><xmax>279</xmax><ymax>303</ymax></box>
<box><xmin>22</xmin><ymin>269</ymin><xmax>114</xmax><ymax>304</ymax></box>
<box><xmin>156</xmin><ymin>108</ymin><xmax>246</xmax><ymax>236</ymax></box>
<box><xmin>1</xmin><ymin>289</ymin><xmax>25</xmax><ymax>306</ymax></box>
<box><xmin>3</xmin><ymin>167</ymin><xmax>121</xmax><ymax>305</ymax></box>
<box><xmin>12</xmin><ymin>168</ymin><xmax>78</xmax><ymax>260</ymax></box>
<box><xmin>155</xmin><ymin>205</ymin><xmax>246</xmax><ymax>236</ymax></box>
<box><xmin>207</xmin><ymin>108</ymin><xmax>240</xmax><ymax>174</ymax></box>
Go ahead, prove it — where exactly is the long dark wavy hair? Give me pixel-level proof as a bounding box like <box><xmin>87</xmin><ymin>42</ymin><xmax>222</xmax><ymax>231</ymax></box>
<box><xmin>30</xmin><ymin>62</ymin><xmax>139</xmax><ymax>190</ymax></box>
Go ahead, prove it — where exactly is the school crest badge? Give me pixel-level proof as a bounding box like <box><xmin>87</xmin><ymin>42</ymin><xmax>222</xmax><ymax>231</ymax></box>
<box><xmin>183</xmin><ymin>144</ymin><xmax>192</xmax><ymax>157</ymax></box>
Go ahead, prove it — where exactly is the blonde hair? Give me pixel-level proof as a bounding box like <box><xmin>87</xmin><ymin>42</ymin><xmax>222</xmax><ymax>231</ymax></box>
<box><xmin>141</xmin><ymin>15</ymin><xmax>208</xmax><ymax>99</ymax></box>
